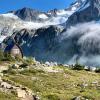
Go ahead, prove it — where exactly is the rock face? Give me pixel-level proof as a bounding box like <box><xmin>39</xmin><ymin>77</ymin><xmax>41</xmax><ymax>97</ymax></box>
<box><xmin>12</xmin><ymin>1</ymin><xmax>82</xmax><ymax>22</ymax></box>
<box><xmin>0</xmin><ymin>0</ymin><xmax>82</xmax><ymax>44</ymax></box>
<box><xmin>66</xmin><ymin>0</ymin><xmax>100</xmax><ymax>26</ymax></box>
<box><xmin>0</xmin><ymin>0</ymin><xmax>82</xmax><ymax>43</ymax></box>
<box><xmin>3</xmin><ymin>26</ymin><xmax>65</xmax><ymax>63</ymax></box>
<box><xmin>0</xmin><ymin>77</ymin><xmax>35</xmax><ymax>100</ymax></box>
<box><xmin>13</xmin><ymin>7</ymin><xmax>48</xmax><ymax>21</ymax></box>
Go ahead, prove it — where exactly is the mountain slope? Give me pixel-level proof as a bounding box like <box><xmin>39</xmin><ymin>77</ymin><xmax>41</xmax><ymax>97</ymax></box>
<box><xmin>66</xmin><ymin>0</ymin><xmax>100</xmax><ymax>25</ymax></box>
<box><xmin>2</xmin><ymin>0</ymin><xmax>100</xmax><ymax>66</ymax></box>
<box><xmin>0</xmin><ymin>0</ymin><xmax>82</xmax><ymax>44</ymax></box>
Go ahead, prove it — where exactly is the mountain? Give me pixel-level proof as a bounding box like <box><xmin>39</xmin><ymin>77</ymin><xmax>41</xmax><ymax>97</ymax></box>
<box><xmin>0</xmin><ymin>0</ymin><xmax>82</xmax><ymax>43</ymax></box>
<box><xmin>66</xmin><ymin>0</ymin><xmax>100</xmax><ymax>25</ymax></box>
<box><xmin>3</xmin><ymin>26</ymin><xmax>61</xmax><ymax>61</ymax></box>
<box><xmin>11</xmin><ymin>0</ymin><xmax>82</xmax><ymax>22</ymax></box>
<box><xmin>12</xmin><ymin>7</ymin><xmax>49</xmax><ymax>21</ymax></box>
<box><xmin>2</xmin><ymin>0</ymin><xmax>100</xmax><ymax>66</ymax></box>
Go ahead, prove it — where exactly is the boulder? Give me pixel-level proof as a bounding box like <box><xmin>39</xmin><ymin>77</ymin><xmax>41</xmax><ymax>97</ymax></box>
<box><xmin>16</xmin><ymin>88</ymin><xmax>27</xmax><ymax>98</ymax></box>
<box><xmin>45</xmin><ymin>62</ymin><xmax>51</xmax><ymax>66</ymax></box>
<box><xmin>1</xmin><ymin>82</ymin><xmax>12</xmax><ymax>89</ymax></box>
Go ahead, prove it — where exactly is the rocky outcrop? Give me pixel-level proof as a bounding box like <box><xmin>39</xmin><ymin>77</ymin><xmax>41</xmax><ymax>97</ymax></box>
<box><xmin>0</xmin><ymin>77</ymin><xmax>38</xmax><ymax>100</ymax></box>
<box><xmin>3</xmin><ymin>26</ymin><xmax>65</xmax><ymax>63</ymax></box>
<box><xmin>13</xmin><ymin>7</ymin><xmax>49</xmax><ymax>21</ymax></box>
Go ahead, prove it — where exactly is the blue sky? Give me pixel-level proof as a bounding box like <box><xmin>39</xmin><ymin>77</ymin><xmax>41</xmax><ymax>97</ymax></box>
<box><xmin>0</xmin><ymin>0</ymin><xmax>74</xmax><ymax>13</ymax></box>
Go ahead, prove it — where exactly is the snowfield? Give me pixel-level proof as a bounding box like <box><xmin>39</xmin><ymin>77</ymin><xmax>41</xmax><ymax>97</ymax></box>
<box><xmin>1</xmin><ymin>13</ymin><xmax>19</xmax><ymax>19</ymax></box>
<box><xmin>0</xmin><ymin>0</ymin><xmax>83</xmax><ymax>42</ymax></box>
<box><xmin>38</xmin><ymin>14</ymin><xmax>48</xmax><ymax>19</ymax></box>
<box><xmin>0</xmin><ymin>36</ymin><xmax>7</xmax><ymax>43</ymax></box>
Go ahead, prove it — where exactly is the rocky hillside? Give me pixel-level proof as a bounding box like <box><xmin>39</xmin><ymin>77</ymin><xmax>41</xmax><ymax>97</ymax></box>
<box><xmin>66</xmin><ymin>0</ymin><xmax>100</xmax><ymax>25</ymax></box>
<box><xmin>0</xmin><ymin>57</ymin><xmax>100</xmax><ymax>100</ymax></box>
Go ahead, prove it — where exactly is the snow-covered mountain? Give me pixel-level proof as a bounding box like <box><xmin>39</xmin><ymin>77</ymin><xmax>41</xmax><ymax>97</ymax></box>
<box><xmin>0</xmin><ymin>0</ymin><xmax>83</xmax><ymax>44</ymax></box>
<box><xmin>66</xmin><ymin>0</ymin><xmax>100</xmax><ymax>25</ymax></box>
<box><xmin>2</xmin><ymin>0</ymin><xmax>100</xmax><ymax>66</ymax></box>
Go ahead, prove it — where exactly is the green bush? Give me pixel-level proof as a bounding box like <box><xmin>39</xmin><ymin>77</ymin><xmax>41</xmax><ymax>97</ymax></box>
<box><xmin>19</xmin><ymin>63</ymin><xmax>28</xmax><ymax>68</ymax></box>
<box><xmin>0</xmin><ymin>49</ymin><xmax>15</xmax><ymax>62</ymax></box>
<box><xmin>24</xmin><ymin>57</ymin><xmax>35</xmax><ymax>65</ymax></box>
<box><xmin>15</xmin><ymin>55</ymin><xmax>23</xmax><ymax>62</ymax></box>
<box><xmin>3</xmin><ymin>67</ymin><xmax>18</xmax><ymax>75</ymax></box>
<box><xmin>3</xmin><ymin>53</ymin><xmax>15</xmax><ymax>61</ymax></box>
<box><xmin>72</xmin><ymin>63</ymin><xmax>85</xmax><ymax>70</ymax></box>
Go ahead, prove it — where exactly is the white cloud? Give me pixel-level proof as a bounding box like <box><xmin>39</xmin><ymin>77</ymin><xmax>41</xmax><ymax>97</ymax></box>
<box><xmin>61</xmin><ymin>22</ymin><xmax>100</xmax><ymax>66</ymax></box>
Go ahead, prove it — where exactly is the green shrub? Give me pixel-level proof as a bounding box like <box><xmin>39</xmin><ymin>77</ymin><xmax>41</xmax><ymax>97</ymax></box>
<box><xmin>15</xmin><ymin>55</ymin><xmax>23</xmax><ymax>62</ymax></box>
<box><xmin>0</xmin><ymin>49</ymin><xmax>16</xmax><ymax>62</ymax></box>
<box><xmin>72</xmin><ymin>63</ymin><xmax>85</xmax><ymax>70</ymax></box>
<box><xmin>3</xmin><ymin>53</ymin><xmax>15</xmax><ymax>61</ymax></box>
<box><xmin>3</xmin><ymin>67</ymin><xmax>18</xmax><ymax>75</ymax></box>
<box><xmin>19</xmin><ymin>63</ymin><xmax>28</xmax><ymax>68</ymax></box>
<box><xmin>24</xmin><ymin>57</ymin><xmax>35</xmax><ymax>65</ymax></box>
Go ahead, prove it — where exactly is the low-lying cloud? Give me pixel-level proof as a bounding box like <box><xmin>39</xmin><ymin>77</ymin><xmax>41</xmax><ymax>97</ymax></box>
<box><xmin>61</xmin><ymin>22</ymin><xmax>100</xmax><ymax>66</ymax></box>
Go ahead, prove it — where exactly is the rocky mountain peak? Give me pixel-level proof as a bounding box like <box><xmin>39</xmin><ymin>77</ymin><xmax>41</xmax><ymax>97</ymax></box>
<box><xmin>14</xmin><ymin>7</ymin><xmax>42</xmax><ymax>21</ymax></box>
<box><xmin>66</xmin><ymin>0</ymin><xmax>100</xmax><ymax>26</ymax></box>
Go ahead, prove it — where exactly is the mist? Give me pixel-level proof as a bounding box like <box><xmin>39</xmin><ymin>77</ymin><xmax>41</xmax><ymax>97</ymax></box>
<box><xmin>60</xmin><ymin>22</ymin><xmax>100</xmax><ymax>66</ymax></box>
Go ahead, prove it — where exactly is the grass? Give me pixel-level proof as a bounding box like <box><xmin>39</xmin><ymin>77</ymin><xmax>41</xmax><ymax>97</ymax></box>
<box><xmin>0</xmin><ymin>91</ymin><xmax>18</xmax><ymax>100</ymax></box>
<box><xmin>3</xmin><ymin>66</ymin><xmax>100</xmax><ymax>100</ymax></box>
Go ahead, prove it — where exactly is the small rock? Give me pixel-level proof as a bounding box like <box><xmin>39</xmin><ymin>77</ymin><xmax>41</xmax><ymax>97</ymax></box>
<box><xmin>73</xmin><ymin>96</ymin><xmax>81</xmax><ymax>100</ymax></box>
<box><xmin>31</xmin><ymin>77</ymin><xmax>38</xmax><ymax>81</ymax></box>
<box><xmin>92</xmin><ymin>81</ymin><xmax>98</xmax><ymax>84</ymax></box>
<box><xmin>73</xmin><ymin>96</ymin><xmax>87</xmax><ymax>100</ymax></box>
<box><xmin>12</xmin><ymin>64</ymin><xmax>19</xmax><ymax>69</ymax></box>
<box><xmin>45</xmin><ymin>62</ymin><xmax>51</xmax><ymax>66</ymax></box>
<box><xmin>16</xmin><ymin>88</ymin><xmax>27</xmax><ymax>98</ymax></box>
<box><xmin>33</xmin><ymin>95</ymin><xmax>40</xmax><ymax>100</ymax></box>
<box><xmin>1</xmin><ymin>82</ymin><xmax>12</xmax><ymax>89</ymax></box>
<box><xmin>82</xmin><ymin>83</ymin><xmax>88</xmax><ymax>88</ymax></box>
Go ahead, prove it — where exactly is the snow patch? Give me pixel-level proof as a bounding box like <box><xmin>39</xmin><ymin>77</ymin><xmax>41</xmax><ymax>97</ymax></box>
<box><xmin>0</xmin><ymin>36</ymin><xmax>7</xmax><ymax>43</ymax></box>
<box><xmin>1</xmin><ymin>13</ymin><xmax>19</xmax><ymax>19</ymax></box>
<box><xmin>38</xmin><ymin>14</ymin><xmax>48</xmax><ymax>19</ymax></box>
<box><xmin>57</xmin><ymin>10</ymin><xmax>68</xmax><ymax>16</ymax></box>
